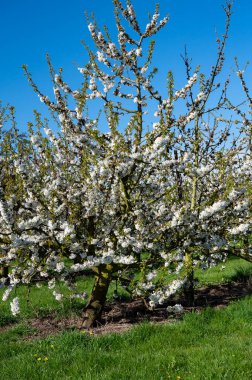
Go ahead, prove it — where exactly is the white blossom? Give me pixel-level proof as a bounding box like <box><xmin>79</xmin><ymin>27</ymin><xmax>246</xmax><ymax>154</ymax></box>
<box><xmin>10</xmin><ymin>297</ymin><xmax>20</xmax><ymax>316</ymax></box>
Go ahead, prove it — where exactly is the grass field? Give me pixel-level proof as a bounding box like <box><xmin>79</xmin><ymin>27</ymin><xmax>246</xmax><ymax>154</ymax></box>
<box><xmin>0</xmin><ymin>296</ymin><xmax>251</xmax><ymax>380</ymax></box>
<box><xmin>0</xmin><ymin>256</ymin><xmax>251</xmax><ymax>380</ymax></box>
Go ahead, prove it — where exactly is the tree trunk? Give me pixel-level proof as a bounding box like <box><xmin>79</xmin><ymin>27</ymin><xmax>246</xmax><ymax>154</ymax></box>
<box><xmin>184</xmin><ymin>252</ymin><xmax>195</xmax><ymax>306</ymax></box>
<box><xmin>82</xmin><ymin>265</ymin><xmax>113</xmax><ymax>329</ymax></box>
<box><xmin>0</xmin><ymin>266</ymin><xmax>8</xmax><ymax>279</ymax></box>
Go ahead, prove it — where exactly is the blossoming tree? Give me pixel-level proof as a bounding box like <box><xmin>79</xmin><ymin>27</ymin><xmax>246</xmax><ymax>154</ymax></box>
<box><xmin>0</xmin><ymin>0</ymin><xmax>251</xmax><ymax>327</ymax></box>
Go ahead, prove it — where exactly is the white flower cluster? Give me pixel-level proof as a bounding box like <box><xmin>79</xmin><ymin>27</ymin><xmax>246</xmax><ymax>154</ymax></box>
<box><xmin>10</xmin><ymin>297</ymin><xmax>20</xmax><ymax>316</ymax></box>
<box><xmin>199</xmin><ymin>200</ymin><xmax>228</xmax><ymax>220</ymax></box>
<box><xmin>229</xmin><ymin>223</ymin><xmax>250</xmax><ymax>235</ymax></box>
<box><xmin>174</xmin><ymin>73</ymin><xmax>198</xmax><ymax>100</ymax></box>
<box><xmin>166</xmin><ymin>304</ymin><xmax>184</xmax><ymax>313</ymax></box>
<box><xmin>149</xmin><ymin>279</ymin><xmax>186</xmax><ymax>307</ymax></box>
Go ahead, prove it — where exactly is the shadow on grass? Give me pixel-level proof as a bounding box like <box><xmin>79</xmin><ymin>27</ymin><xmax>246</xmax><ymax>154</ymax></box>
<box><xmin>0</xmin><ymin>314</ymin><xmax>17</xmax><ymax>328</ymax></box>
<box><xmin>227</xmin><ymin>266</ymin><xmax>252</xmax><ymax>284</ymax></box>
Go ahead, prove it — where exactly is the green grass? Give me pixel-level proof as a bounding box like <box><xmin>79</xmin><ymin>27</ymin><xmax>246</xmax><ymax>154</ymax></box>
<box><xmin>0</xmin><ymin>296</ymin><xmax>251</xmax><ymax>379</ymax></box>
<box><xmin>195</xmin><ymin>256</ymin><xmax>252</xmax><ymax>285</ymax></box>
<box><xmin>0</xmin><ymin>276</ymin><xmax>93</xmax><ymax>326</ymax></box>
<box><xmin>0</xmin><ymin>257</ymin><xmax>251</xmax><ymax>379</ymax></box>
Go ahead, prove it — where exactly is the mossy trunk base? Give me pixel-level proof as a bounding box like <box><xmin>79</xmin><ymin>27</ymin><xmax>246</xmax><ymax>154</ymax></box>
<box><xmin>184</xmin><ymin>280</ymin><xmax>195</xmax><ymax>306</ymax></box>
<box><xmin>184</xmin><ymin>253</ymin><xmax>195</xmax><ymax>306</ymax></box>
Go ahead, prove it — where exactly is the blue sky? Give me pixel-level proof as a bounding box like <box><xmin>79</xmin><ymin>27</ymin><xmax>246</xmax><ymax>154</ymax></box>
<box><xmin>1</xmin><ymin>0</ymin><xmax>252</xmax><ymax>130</ymax></box>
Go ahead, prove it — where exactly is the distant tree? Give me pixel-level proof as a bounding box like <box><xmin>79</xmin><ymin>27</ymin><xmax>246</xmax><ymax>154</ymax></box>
<box><xmin>0</xmin><ymin>0</ymin><xmax>251</xmax><ymax>327</ymax></box>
